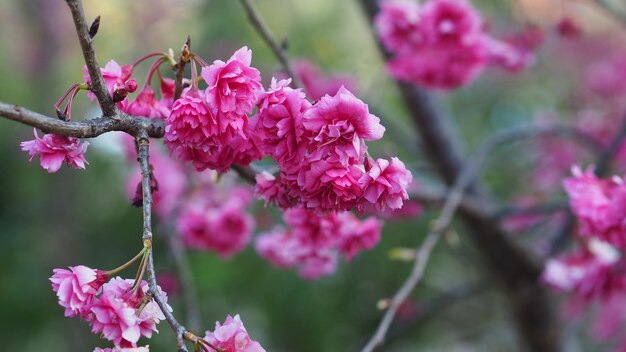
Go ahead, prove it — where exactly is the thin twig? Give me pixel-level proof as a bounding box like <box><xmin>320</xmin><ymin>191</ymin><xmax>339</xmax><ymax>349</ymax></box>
<box><xmin>238</xmin><ymin>0</ymin><xmax>305</xmax><ymax>90</ymax></box>
<box><xmin>137</xmin><ymin>131</ymin><xmax>192</xmax><ymax>352</ymax></box>
<box><xmin>360</xmin><ymin>122</ymin><xmax>596</xmax><ymax>351</ymax></box>
<box><xmin>64</xmin><ymin>0</ymin><xmax>116</xmax><ymax>117</ymax></box>
<box><xmin>174</xmin><ymin>36</ymin><xmax>191</xmax><ymax>101</ymax></box>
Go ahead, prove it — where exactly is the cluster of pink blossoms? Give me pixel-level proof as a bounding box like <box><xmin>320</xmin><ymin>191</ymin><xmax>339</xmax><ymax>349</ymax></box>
<box><xmin>177</xmin><ymin>182</ymin><xmax>255</xmax><ymax>258</ymax></box>
<box><xmin>252</xmin><ymin>80</ymin><xmax>412</xmax><ymax>213</ymax></box>
<box><xmin>50</xmin><ymin>265</ymin><xmax>168</xmax><ymax>350</ymax></box>
<box><xmin>256</xmin><ymin>208</ymin><xmax>382</xmax><ymax>279</ymax></box>
<box><xmin>543</xmin><ymin>166</ymin><xmax>626</xmax><ymax>301</ymax></box>
<box><xmin>164</xmin><ymin>47</ymin><xmax>263</xmax><ymax>173</ymax></box>
<box><xmin>375</xmin><ymin>0</ymin><xmax>536</xmax><ymax>90</ymax></box>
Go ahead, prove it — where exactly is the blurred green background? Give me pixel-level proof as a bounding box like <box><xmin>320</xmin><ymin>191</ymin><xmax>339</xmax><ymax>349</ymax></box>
<box><xmin>0</xmin><ymin>0</ymin><xmax>623</xmax><ymax>351</ymax></box>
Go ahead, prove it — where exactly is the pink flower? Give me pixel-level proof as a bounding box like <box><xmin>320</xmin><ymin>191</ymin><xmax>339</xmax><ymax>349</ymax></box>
<box><xmin>255</xmin><ymin>228</ymin><xmax>304</xmax><ymax>268</ymax></box>
<box><xmin>387</xmin><ymin>39</ymin><xmax>488</xmax><ymax>89</ymax></box>
<box><xmin>165</xmin><ymin>88</ymin><xmax>220</xmax><ymax>148</ymax></box>
<box><xmin>202</xmin><ymin>47</ymin><xmax>262</xmax><ymax>117</ymax></box>
<box><xmin>375</xmin><ymin>1</ymin><xmax>423</xmax><ymax>55</ymax></box>
<box><xmin>256</xmin><ymin>209</ymin><xmax>382</xmax><ymax>278</ymax></box>
<box><xmin>486</xmin><ymin>38</ymin><xmax>534</xmax><ymax>73</ymax></box>
<box><xmin>50</xmin><ymin>265</ymin><xmax>107</xmax><ymax>318</ymax></box>
<box><xmin>336</xmin><ymin>213</ymin><xmax>383</xmax><ymax>261</ymax></box>
<box><xmin>419</xmin><ymin>0</ymin><xmax>483</xmax><ymax>46</ymax></box>
<box><xmin>252</xmin><ymin>84</ymin><xmax>310</xmax><ymax>172</ymax></box>
<box><xmin>564</xmin><ymin>166</ymin><xmax>626</xmax><ymax>249</ymax></box>
<box><xmin>542</xmin><ymin>239</ymin><xmax>625</xmax><ymax>301</ymax></box>
<box><xmin>303</xmin><ymin>86</ymin><xmax>385</xmax><ymax>165</ymax></box>
<box><xmin>21</xmin><ymin>129</ymin><xmax>89</xmax><ymax>173</ymax></box>
<box><xmin>297</xmin><ymin>159</ymin><xmax>364</xmax><ymax>211</ymax></box>
<box><xmin>94</xmin><ymin>346</ymin><xmax>150</xmax><ymax>352</ymax></box>
<box><xmin>254</xmin><ymin>172</ymin><xmax>300</xmax><ymax>210</ymax></box>
<box><xmin>91</xmin><ymin>278</ymin><xmax>169</xmax><ymax>346</ymax></box>
<box><xmin>83</xmin><ymin>60</ymin><xmax>134</xmax><ymax>100</ymax></box>
<box><xmin>90</xmin><ymin>290</ymin><xmax>141</xmax><ymax>346</ymax></box>
<box><xmin>204</xmin><ymin>315</ymin><xmax>266</xmax><ymax>352</ymax></box>
<box><xmin>291</xmin><ymin>60</ymin><xmax>357</xmax><ymax>101</ymax></box>
<box><xmin>121</xmin><ymin>86</ymin><xmax>170</xmax><ymax>119</ymax></box>
<box><xmin>178</xmin><ymin>196</ymin><xmax>255</xmax><ymax>258</ymax></box>
<box><xmin>165</xmin><ymin>87</ymin><xmax>261</xmax><ymax>173</ymax></box>
<box><xmin>359</xmin><ymin>157</ymin><xmax>413</xmax><ymax>212</ymax></box>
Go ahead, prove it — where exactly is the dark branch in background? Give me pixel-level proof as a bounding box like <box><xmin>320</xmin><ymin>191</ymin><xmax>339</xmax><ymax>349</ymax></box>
<box><xmin>174</xmin><ymin>36</ymin><xmax>192</xmax><ymax>101</ymax></box>
<box><xmin>361</xmin><ymin>121</ymin><xmax>596</xmax><ymax>350</ymax></box>
<box><xmin>238</xmin><ymin>0</ymin><xmax>305</xmax><ymax>91</ymax></box>
<box><xmin>0</xmin><ymin>102</ymin><xmax>165</xmax><ymax>138</ymax></box>
<box><xmin>384</xmin><ymin>280</ymin><xmax>488</xmax><ymax>346</ymax></box>
<box><xmin>65</xmin><ymin>0</ymin><xmax>116</xmax><ymax>117</ymax></box>
<box><xmin>358</xmin><ymin>1</ymin><xmax>560</xmax><ymax>351</ymax></box>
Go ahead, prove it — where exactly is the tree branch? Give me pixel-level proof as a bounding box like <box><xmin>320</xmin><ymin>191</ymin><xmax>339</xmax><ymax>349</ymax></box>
<box><xmin>0</xmin><ymin>102</ymin><xmax>165</xmax><ymax>138</ymax></box>
<box><xmin>238</xmin><ymin>0</ymin><xmax>305</xmax><ymax>90</ymax></box>
<box><xmin>357</xmin><ymin>1</ymin><xmax>560</xmax><ymax>350</ymax></box>
<box><xmin>65</xmin><ymin>0</ymin><xmax>116</xmax><ymax>117</ymax></box>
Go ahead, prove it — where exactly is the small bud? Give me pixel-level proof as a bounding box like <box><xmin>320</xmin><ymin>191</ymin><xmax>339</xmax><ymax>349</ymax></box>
<box><xmin>113</xmin><ymin>87</ymin><xmax>129</xmax><ymax>102</ymax></box>
<box><xmin>377</xmin><ymin>298</ymin><xmax>390</xmax><ymax>310</ymax></box>
<box><xmin>56</xmin><ymin>108</ymin><xmax>68</xmax><ymax>121</ymax></box>
<box><xmin>181</xmin><ymin>36</ymin><xmax>191</xmax><ymax>63</ymax></box>
<box><xmin>389</xmin><ymin>247</ymin><xmax>417</xmax><ymax>261</ymax></box>
<box><xmin>125</xmin><ymin>79</ymin><xmax>138</xmax><ymax>93</ymax></box>
<box><xmin>89</xmin><ymin>16</ymin><xmax>101</xmax><ymax>38</ymax></box>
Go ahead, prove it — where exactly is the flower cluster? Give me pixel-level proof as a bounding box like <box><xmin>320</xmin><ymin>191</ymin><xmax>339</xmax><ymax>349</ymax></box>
<box><xmin>375</xmin><ymin>0</ymin><xmax>536</xmax><ymax>90</ymax></box>
<box><xmin>203</xmin><ymin>315</ymin><xmax>266</xmax><ymax>352</ymax></box>
<box><xmin>542</xmin><ymin>166</ymin><xmax>626</xmax><ymax>333</ymax></box>
<box><xmin>164</xmin><ymin>47</ymin><xmax>263</xmax><ymax>172</ymax></box>
<box><xmin>177</xmin><ymin>177</ymin><xmax>255</xmax><ymax>258</ymax></box>
<box><xmin>20</xmin><ymin>129</ymin><xmax>89</xmax><ymax>173</ymax></box>
<box><xmin>253</xmin><ymin>80</ymin><xmax>412</xmax><ymax>213</ymax></box>
<box><xmin>256</xmin><ymin>208</ymin><xmax>382</xmax><ymax>279</ymax></box>
<box><xmin>50</xmin><ymin>265</ymin><xmax>169</xmax><ymax>349</ymax></box>
<box><xmin>563</xmin><ymin>166</ymin><xmax>626</xmax><ymax>249</ymax></box>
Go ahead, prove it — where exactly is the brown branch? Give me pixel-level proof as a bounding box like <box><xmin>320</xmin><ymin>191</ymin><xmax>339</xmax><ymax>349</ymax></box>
<box><xmin>0</xmin><ymin>102</ymin><xmax>165</xmax><ymax>138</ymax></box>
<box><xmin>358</xmin><ymin>1</ymin><xmax>560</xmax><ymax>351</ymax></box>
<box><xmin>136</xmin><ymin>131</ymin><xmax>207</xmax><ymax>352</ymax></box>
<box><xmin>65</xmin><ymin>0</ymin><xmax>116</xmax><ymax>117</ymax></box>
<box><xmin>174</xmin><ymin>36</ymin><xmax>191</xmax><ymax>101</ymax></box>
<box><xmin>238</xmin><ymin>0</ymin><xmax>305</xmax><ymax>90</ymax></box>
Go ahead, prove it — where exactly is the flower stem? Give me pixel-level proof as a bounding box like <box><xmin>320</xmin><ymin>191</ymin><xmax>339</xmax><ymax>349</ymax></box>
<box><xmin>106</xmin><ymin>246</ymin><xmax>148</xmax><ymax>276</ymax></box>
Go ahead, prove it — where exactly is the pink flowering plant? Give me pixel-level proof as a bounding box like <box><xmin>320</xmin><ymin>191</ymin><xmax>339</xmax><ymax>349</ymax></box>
<box><xmin>6</xmin><ymin>0</ymin><xmax>626</xmax><ymax>350</ymax></box>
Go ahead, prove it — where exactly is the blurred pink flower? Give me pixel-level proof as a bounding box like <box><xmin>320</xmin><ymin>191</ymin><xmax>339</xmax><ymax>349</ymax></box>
<box><xmin>542</xmin><ymin>239</ymin><xmax>625</xmax><ymax>301</ymax></box>
<box><xmin>336</xmin><ymin>212</ymin><xmax>383</xmax><ymax>261</ymax></box>
<box><xmin>21</xmin><ymin>129</ymin><xmax>89</xmax><ymax>173</ymax></box>
<box><xmin>564</xmin><ymin>166</ymin><xmax>626</xmax><ymax>249</ymax></box>
<box><xmin>375</xmin><ymin>1</ymin><xmax>423</xmax><ymax>55</ymax></box>
<box><xmin>204</xmin><ymin>315</ymin><xmax>266</xmax><ymax>352</ymax></box>
<box><xmin>292</xmin><ymin>60</ymin><xmax>357</xmax><ymax>101</ymax></box>
<box><xmin>178</xmin><ymin>191</ymin><xmax>255</xmax><ymax>258</ymax></box>
<box><xmin>93</xmin><ymin>347</ymin><xmax>149</xmax><ymax>352</ymax></box>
